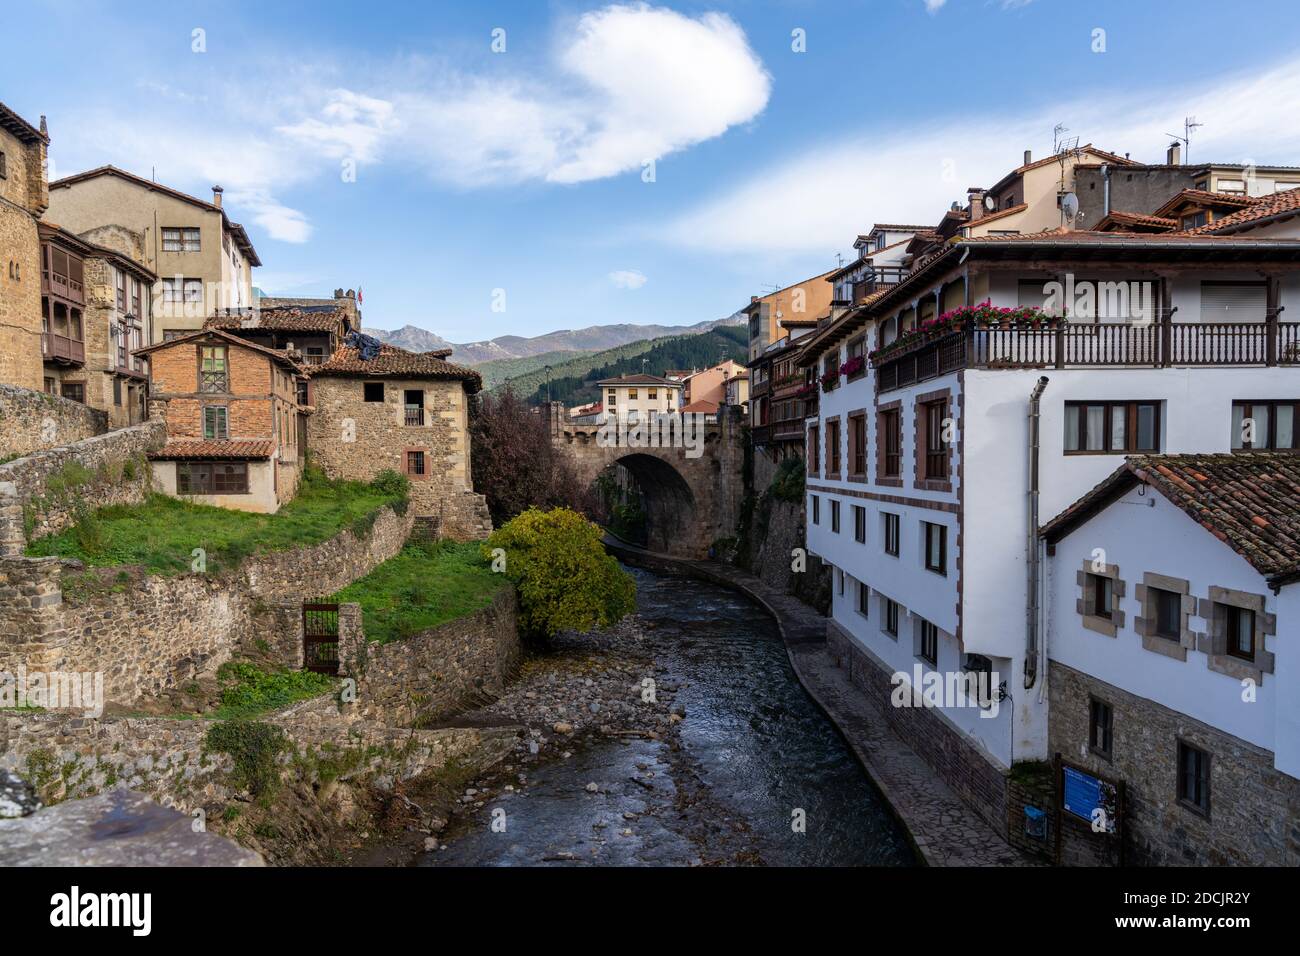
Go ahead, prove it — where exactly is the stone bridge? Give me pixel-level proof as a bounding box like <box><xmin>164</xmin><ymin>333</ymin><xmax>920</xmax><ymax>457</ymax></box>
<box><xmin>545</xmin><ymin>403</ymin><xmax>746</xmax><ymax>558</ymax></box>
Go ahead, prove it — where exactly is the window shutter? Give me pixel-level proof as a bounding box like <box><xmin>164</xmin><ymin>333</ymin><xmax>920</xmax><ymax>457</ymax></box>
<box><xmin>1200</xmin><ymin>282</ymin><xmax>1266</xmax><ymax>322</ymax></box>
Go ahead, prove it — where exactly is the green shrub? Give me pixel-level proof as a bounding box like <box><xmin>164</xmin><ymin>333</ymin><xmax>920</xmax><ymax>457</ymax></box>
<box><xmin>204</xmin><ymin>721</ymin><xmax>288</xmax><ymax>802</ymax></box>
<box><xmin>769</xmin><ymin>456</ymin><xmax>806</xmax><ymax>503</ymax></box>
<box><xmin>483</xmin><ymin>507</ymin><xmax>636</xmax><ymax>640</ymax></box>
<box><xmin>369</xmin><ymin>469</ymin><xmax>410</xmax><ymax>500</ymax></box>
<box><xmin>213</xmin><ymin>661</ymin><xmax>335</xmax><ymax>720</ymax></box>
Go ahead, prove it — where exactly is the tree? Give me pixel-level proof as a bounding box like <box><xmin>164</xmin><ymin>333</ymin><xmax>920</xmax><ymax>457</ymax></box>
<box><xmin>470</xmin><ymin>387</ymin><xmax>593</xmax><ymax>526</ymax></box>
<box><xmin>483</xmin><ymin>507</ymin><xmax>636</xmax><ymax>640</ymax></box>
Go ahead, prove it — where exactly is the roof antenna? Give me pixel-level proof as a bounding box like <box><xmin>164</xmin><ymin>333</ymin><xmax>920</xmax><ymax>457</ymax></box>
<box><xmin>1164</xmin><ymin>116</ymin><xmax>1203</xmax><ymax>164</ymax></box>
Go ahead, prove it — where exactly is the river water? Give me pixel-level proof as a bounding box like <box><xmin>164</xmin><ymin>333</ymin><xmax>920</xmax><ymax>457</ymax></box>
<box><xmin>422</xmin><ymin>566</ymin><xmax>916</xmax><ymax>867</ymax></box>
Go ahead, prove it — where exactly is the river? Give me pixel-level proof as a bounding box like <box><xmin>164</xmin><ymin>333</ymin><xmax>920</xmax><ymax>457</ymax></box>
<box><xmin>421</xmin><ymin>565</ymin><xmax>917</xmax><ymax>866</ymax></box>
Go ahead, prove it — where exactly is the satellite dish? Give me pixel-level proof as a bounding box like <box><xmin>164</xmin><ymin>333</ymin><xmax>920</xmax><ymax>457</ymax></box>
<box><xmin>984</xmin><ymin>194</ymin><xmax>997</xmax><ymax>212</ymax></box>
<box><xmin>1060</xmin><ymin>191</ymin><xmax>1080</xmax><ymax>220</ymax></box>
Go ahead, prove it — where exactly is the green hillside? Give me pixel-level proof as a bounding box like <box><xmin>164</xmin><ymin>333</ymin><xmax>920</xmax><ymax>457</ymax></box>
<box><xmin>494</xmin><ymin>325</ymin><xmax>748</xmax><ymax>407</ymax></box>
<box><xmin>474</xmin><ymin>349</ymin><xmax>584</xmax><ymax>391</ymax></box>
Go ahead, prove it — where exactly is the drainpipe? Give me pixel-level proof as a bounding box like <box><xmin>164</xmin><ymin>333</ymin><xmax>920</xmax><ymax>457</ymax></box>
<box><xmin>1024</xmin><ymin>376</ymin><xmax>1049</xmax><ymax>689</ymax></box>
<box><xmin>1102</xmin><ymin>164</ymin><xmax>1111</xmax><ymax>218</ymax></box>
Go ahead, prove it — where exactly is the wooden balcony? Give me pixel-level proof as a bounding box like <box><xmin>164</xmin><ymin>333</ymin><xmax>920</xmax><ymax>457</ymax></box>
<box><xmin>852</xmin><ymin>266</ymin><xmax>909</xmax><ymax>303</ymax></box>
<box><xmin>42</xmin><ymin>332</ymin><xmax>85</xmax><ymax>365</ymax></box>
<box><xmin>874</xmin><ymin>314</ymin><xmax>1300</xmax><ymax>393</ymax></box>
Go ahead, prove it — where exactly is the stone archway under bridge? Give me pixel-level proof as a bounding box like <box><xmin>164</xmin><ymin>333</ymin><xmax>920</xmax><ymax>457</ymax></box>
<box><xmin>545</xmin><ymin>404</ymin><xmax>747</xmax><ymax>559</ymax></box>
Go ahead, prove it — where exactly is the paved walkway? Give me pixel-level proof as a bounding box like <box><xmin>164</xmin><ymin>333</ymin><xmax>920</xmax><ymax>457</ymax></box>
<box><xmin>605</xmin><ymin>537</ymin><xmax>1035</xmax><ymax>867</ymax></box>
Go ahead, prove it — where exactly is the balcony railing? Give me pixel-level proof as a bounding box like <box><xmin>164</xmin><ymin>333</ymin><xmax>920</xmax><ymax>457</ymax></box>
<box><xmin>874</xmin><ymin>314</ymin><xmax>1300</xmax><ymax>393</ymax></box>
<box><xmin>852</xmin><ymin>266</ymin><xmax>910</xmax><ymax>303</ymax></box>
<box><xmin>404</xmin><ymin>405</ymin><xmax>425</xmax><ymax>427</ymax></box>
<box><xmin>42</xmin><ymin>332</ymin><xmax>85</xmax><ymax>365</ymax></box>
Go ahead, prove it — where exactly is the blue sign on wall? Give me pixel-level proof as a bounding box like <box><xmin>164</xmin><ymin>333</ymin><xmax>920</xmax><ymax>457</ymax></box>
<box><xmin>1062</xmin><ymin>765</ymin><xmax>1118</xmax><ymax>833</ymax></box>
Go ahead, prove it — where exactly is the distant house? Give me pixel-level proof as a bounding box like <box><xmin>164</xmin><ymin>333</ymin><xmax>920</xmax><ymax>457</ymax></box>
<box><xmin>306</xmin><ymin>342</ymin><xmax>491</xmax><ymax>539</ymax></box>
<box><xmin>682</xmin><ymin>359</ymin><xmax>746</xmax><ymax>408</ymax></box>
<box><xmin>205</xmin><ymin>302</ymin><xmax>353</xmax><ymax>367</ymax></box>
<box><xmin>136</xmin><ymin>329</ymin><xmax>308</xmax><ymax>513</ymax></box>
<box><xmin>596</xmin><ymin>373</ymin><xmax>683</xmax><ymax>423</ymax></box>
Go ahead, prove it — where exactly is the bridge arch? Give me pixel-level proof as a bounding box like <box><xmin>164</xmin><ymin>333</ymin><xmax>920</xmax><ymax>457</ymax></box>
<box><xmin>597</xmin><ymin>453</ymin><xmax>698</xmax><ymax>554</ymax></box>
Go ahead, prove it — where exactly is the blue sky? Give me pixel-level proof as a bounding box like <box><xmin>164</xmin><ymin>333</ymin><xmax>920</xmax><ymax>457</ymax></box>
<box><xmin>6</xmin><ymin>0</ymin><xmax>1300</xmax><ymax>343</ymax></box>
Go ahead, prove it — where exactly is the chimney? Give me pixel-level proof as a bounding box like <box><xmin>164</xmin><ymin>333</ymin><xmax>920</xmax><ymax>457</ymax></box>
<box><xmin>1023</xmin><ymin>149</ymin><xmax>1032</xmax><ymax>166</ymax></box>
<box><xmin>1167</xmin><ymin>142</ymin><xmax>1182</xmax><ymax>165</ymax></box>
<box><xmin>967</xmin><ymin>187</ymin><xmax>986</xmax><ymax>221</ymax></box>
<box><xmin>212</xmin><ymin>185</ymin><xmax>224</xmax><ymax>207</ymax></box>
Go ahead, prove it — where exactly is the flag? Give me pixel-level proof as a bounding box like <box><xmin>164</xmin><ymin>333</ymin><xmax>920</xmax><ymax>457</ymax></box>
<box><xmin>357</xmin><ymin>287</ymin><xmax>363</xmax><ymax>304</ymax></box>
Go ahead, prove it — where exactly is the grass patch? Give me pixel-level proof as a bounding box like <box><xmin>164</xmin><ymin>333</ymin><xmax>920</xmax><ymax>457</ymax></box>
<box><xmin>25</xmin><ymin>468</ymin><xmax>404</xmax><ymax>574</ymax></box>
<box><xmin>332</xmin><ymin>539</ymin><xmax>504</xmax><ymax>644</ymax></box>
<box><xmin>212</xmin><ymin>661</ymin><xmax>336</xmax><ymax>721</ymax></box>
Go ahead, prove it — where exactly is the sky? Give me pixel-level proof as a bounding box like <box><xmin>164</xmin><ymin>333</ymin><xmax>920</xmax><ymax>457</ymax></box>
<box><xmin>5</xmin><ymin>0</ymin><xmax>1300</xmax><ymax>344</ymax></box>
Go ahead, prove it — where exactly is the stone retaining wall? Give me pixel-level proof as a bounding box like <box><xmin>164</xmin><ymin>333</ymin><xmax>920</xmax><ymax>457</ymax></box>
<box><xmin>0</xmin><ymin>504</ymin><xmax>414</xmax><ymax>705</ymax></box>
<box><xmin>338</xmin><ymin>586</ymin><xmax>521</xmax><ymax>726</ymax></box>
<box><xmin>0</xmin><ymin>414</ymin><xmax>164</xmax><ymax>554</ymax></box>
<box><xmin>0</xmin><ymin>383</ymin><xmax>108</xmax><ymax>462</ymax></box>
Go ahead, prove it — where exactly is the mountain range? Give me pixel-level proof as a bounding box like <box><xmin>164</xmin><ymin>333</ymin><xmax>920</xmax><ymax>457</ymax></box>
<box><xmin>364</xmin><ymin>314</ymin><xmax>745</xmax><ymax>366</ymax></box>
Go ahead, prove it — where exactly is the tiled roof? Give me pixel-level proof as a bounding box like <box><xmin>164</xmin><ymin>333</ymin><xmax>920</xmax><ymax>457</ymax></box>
<box><xmin>596</xmin><ymin>373</ymin><xmax>680</xmax><ymax>386</ymax></box>
<box><xmin>680</xmin><ymin>400</ymin><xmax>719</xmax><ymax>414</ymax></box>
<box><xmin>134</xmin><ymin>328</ymin><xmax>306</xmax><ymax>372</ymax></box>
<box><xmin>871</xmin><ymin>223</ymin><xmax>933</xmax><ymax>233</ymax></box>
<box><xmin>148</xmin><ymin>440</ymin><xmax>274</xmax><ymax>461</ymax></box>
<box><xmin>1091</xmin><ymin>210</ymin><xmax>1178</xmax><ymax>232</ymax></box>
<box><xmin>310</xmin><ymin>343</ymin><xmax>481</xmax><ymax>390</ymax></box>
<box><xmin>964</xmin><ymin>203</ymin><xmax>1028</xmax><ymax>229</ymax></box>
<box><xmin>1176</xmin><ymin>187</ymin><xmax>1300</xmax><ymax>236</ymax></box>
<box><xmin>206</xmin><ymin>307</ymin><xmax>347</xmax><ymax>334</ymax></box>
<box><xmin>1151</xmin><ymin>188</ymin><xmax>1257</xmax><ymax>218</ymax></box>
<box><xmin>1041</xmin><ymin>453</ymin><xmax>1300</xmax><ymax>585</ymax></box>
<box><xmin>0</xmin><ymin>101</ymin><xmax>47</xmax><ymax>144</ymax></box>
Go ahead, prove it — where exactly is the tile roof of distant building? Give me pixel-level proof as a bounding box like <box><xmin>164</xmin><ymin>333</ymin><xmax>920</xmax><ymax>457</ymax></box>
<box><xmin>1151</xmin><ymin>189</ymin><xmax>1258</xmax><ymax>218</ymax></box>
<box><xmin>310</xmin><ymin>343</ymin><xmax>479</xmax><ymax>389</ymax></box>
<box><xmin>135</xmin><ymin>328</ymin><xmax>305</xmax><ymax>372</ymax></box>
<box><xmin>1091</xmin><ymin>210</ymin><xmax>1179</xmax><ymax>232</ymax></box>
<box><xmin>206</xmin><ymin>306</ymin><xmax>348</xmax><ymax>334</ymax></box>
<box><xmin>964</xmin><ymin>203</ymin><xmax>1028</xmax><ymax>229</ymax></box>
<box><xmin>596</xmin><ymin>373</ymin><xmax>680</xmax><ymax>386</ymax></box>
<box><xmin>1042</xmin><ymin>453</ymin><xmax>1300</xmax><ymax>586</ymax></box>
<box><xmin>1174</xmin><ymin>187</ymin><xmax>1300</xmax><ymax>236</ymax></box>
<box><xmin>680</xmin><ymin>400</ymin><xmax>720</xmax><ymax>414</ymax></box>
<box><xmin>148</xmin><ymin>440</ymin><xmax>274</xmax><ymax>461</ymax></box>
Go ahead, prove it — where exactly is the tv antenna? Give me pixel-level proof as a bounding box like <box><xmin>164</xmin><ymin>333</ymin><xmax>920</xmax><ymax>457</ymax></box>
<box><xmin>1053</xmin><ymin>123</ymin><xmax>1079</xmax><ymax>156</ymax></box>
<box><xmin>1164</xmin><ymin>116</ymin><xmax>1203</xmax><ymax>164</ymax></box>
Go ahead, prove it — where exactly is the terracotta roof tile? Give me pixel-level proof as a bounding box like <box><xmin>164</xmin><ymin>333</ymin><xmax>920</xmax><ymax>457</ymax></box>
<box><xmin>1041</xmin><ymin>453</ymin><xmax>1300</xmax><ymax>584</ymax></box>
<box><xmin>148</xmin><ymin>440</ymin><xmax>274</xmax><ymax>461</ymax></box>
<box><xmin>134</xmin><ymin>328</ymin><xmax>306</xmax><ymax>372</ymax></box>
<box><xmin>1091</xmin><ymin>210</ymin><xmax>1178</xmax><ymax>232</ymax></box>
<box><xmin>205</xmin><ymin>306</ymin><xmax>347</xmax><ymax>334</ymax></box>
<box><xmin>595</xmin><ymin>373</ymin><xmax>680</xmax><ymax>386</ymax></box>
<box><xmin>1175</xmin><ymin>187</ymin><xmax>1300</xmax><ymax>236</ymax></box>
<box><xmin>310</xmin><ymin>343</ymin><xmax>481</xmax><ymax>391</ymax></box>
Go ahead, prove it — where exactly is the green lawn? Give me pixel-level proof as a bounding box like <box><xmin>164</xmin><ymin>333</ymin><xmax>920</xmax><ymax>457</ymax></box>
<box><xmin>211</xmin><ymin>661</ymin><xmax>336</xmax><ymax>720</ymax></box>
<box><xmin>332</xmin><ymin>539</ymin><xmax>505</xmax><ymax>644</ymax></box>
<box><xmin>25</xmin><ymin>469</ymin><xmax>405</xmax><ymax>575</ymax></box>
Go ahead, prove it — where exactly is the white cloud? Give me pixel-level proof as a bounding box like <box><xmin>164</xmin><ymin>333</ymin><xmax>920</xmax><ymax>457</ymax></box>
<box><xmin>276</xmin><ymin>89</ymin><xmax>395</xmax><ymax>164</ymax></box>
<box><xmin>925</xmin><ymin>0</ymin><xmax>948</xmax><ymax>11</ymax></box>
<box><xmin>659</xmin><ymin>57</ymin><xmax>1300</xmax><ymax>255</ymax></box>
<box><xmin>609</xmin><ymin>269</ymin><xmax>648</xmax><ymax>289</ymax></box>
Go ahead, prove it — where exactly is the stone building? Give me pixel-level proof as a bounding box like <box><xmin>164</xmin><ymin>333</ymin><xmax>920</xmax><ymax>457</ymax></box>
<box><xmin>307</xmin><ymin>342</ymin><xmax>491</xmax><ymax>539</ymax></box>
<box><xmin>204</xmin><ymin>301</ymin><xmax>353</xmax><ymax>367</ymax></box>
<box><xmin>136</xmin><ymin>329</ymin><xmax>307</xmax><ymax>513</ymax></box>
<box><xmin>1041</xmin><ymin>454</ymin><xmax>1300</xmax><ymax>865</ymax></box>
<box><xmin>46</xmin><ymin>166</ymin><xmax>261</xmax><ymax>341</ymax></box>
<box><xmin>0</xmin><ymin>102</ymin><xmax>50</xmax><ymax>392</ymax></box>
<box><xmin>257</xmin><ymin>288</ymin><xmax>361</xmax><ymax>330</ymax></box>
<box><xmin>37</xmin><ymin>221</ymin><xmax>155</xmax><ymax>427</ymax></box>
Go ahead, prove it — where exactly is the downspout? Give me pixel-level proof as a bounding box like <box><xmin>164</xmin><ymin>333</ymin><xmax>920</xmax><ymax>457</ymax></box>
<box><xmin>1102</xmin><ymin>164</ymin><xmax>1111</xmax><ymax>218</ymax></box>
<box><xmin>1024</xmin><ymin>376</ymin><xmax>1049</xmax><ymax>689</ymax></box>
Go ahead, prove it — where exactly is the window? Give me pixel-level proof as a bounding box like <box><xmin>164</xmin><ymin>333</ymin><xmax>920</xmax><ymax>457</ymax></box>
<box><xmin>203</xmin><ymin>405</ymin><xmax>228</xmax><ymax>440</ymax></box>
<box><xmin>964</xmin><ymin>654</ymin><xmax>995</xmax><ymax>708</ymax></box>
<box><xmin>1232</xmin><ymin>400</ymin><xmax>1298</xmax><ymax>451</ymax></box>
<box><xmin>1181</xmin><ymin>211</ymin><xmax>1208</xmax><ymax>230</ymax></box>
<box><xmin>924</xmin><ymin>522</ymin><xmax>946</xmax><ymax>574</ymax></box>
<box><xmin>848</xmin><ymin>413</ymin><xmax>866</xmax><ymax>476</ymax></box>
<box><xmin>628</xmin><ymin>389</ymin><xmax>638</xmax><ymax>400</ymax></box>
<box><xmin>1152</xmin><ymin>588</ymin><xmax>1182</xmax><ymax>640</ymax></box>
<box><xmin>162</xmin><ymin>227</ymin><xmax>201</xmax><ymax>253</ymax></box>
<box><xmin>856</xmin><ymin>581</ymin><xmax>870</xmax><ymax>617</ymax></box>
<box><xmin>363</xmin><ymin>382</ymin><xmax>385</xmax><ymax>402</ymax></box>
<box><xmin>846</xmin><ymin>336</ymin><xmax>865</xmax><ymax>380</ymax></box>
<box><xmin>0</xmin><ymin>151</ymin><xmax>5</xmax><ymax>179</ymax></box>
<box><xmin>177</xmin><ymin>462</ymin><xmax>249</xmax><ymax>495</ymax></box>
<box><xmin>113</xmin><ymin>378</ymin><xmax>122</xmax><ymax>406</ymax></box>
<box><xmin>1089</xmin><ymin>699</ymin><xmax>1113</xmax><ymax>759</ymax></box>
<box><xmin>1177</xmin><ymin>741</ymin><xmax>1211</xmax><ymax>815</ymax></box>
<box><xmin>919</xmin><ymin>621</ymin><xmax>938</xmax><ymax>665</ymax></box>
<box><xmin>648</xmin><ymin>388</ymin><xmax>657</xmax><ymax>399</ymax></box>
<box><xmin>199</xmin><ymin>346</ymin><xmax>228</xmax><ymax>392</ymax></box>
<box><xmin>884</xmin><ymin>598</ymin><xmax>899</xmax><ymax>637</ymax></box>
<box><xmin>60</xmin><ymin>382</ymin><xmax>85</xmax><ymax>404</ymax></box>
<box><xmin>405</xmin><ymin>450</ymin><xmax>426</xmax><ymax>477</ymax></box>
<box><xmin>827</xmin><ymin>419</ymin><xmax>841</xmax><ymax>476</ymax></box>
<box><xmin>1221</xmin><ymin>604</ymin><xmax>1256</xmax><ymax>661</ymax></box>
<box><xmin>1200</xmin><ymin>281</ymin><xmax>1266</xmax><ymax>322</ymax></box>
<box><xmin>923</xmin><ymin>400</ymin><xmax>948</xmax><ymax>479</ymax></box>
<box><xmin>116</xmin><ymin>270</ymin><xmax>127</xmax><ymax>312</ymax></box>
<box><xmin>837</xmin><ymin>569</ymin><xmax>844</xmax><ymax>596</ymax></box>
<box><xmin>883</xmin><ymin>512</ymin><xmax>900</xmax><ymax>557</ymax></box>
<box><xmin>853</xmin><ymin>505</ymin><xmax>866</xmax><ymax>543</ymax></box>
<box><xmin>607</xmin><ymin>389</ymin><xmax>617</xmax><ymax>404</ymax></box>
<box><xmin>1087</xmin><ymin>573</ymin><xmax>1113</xmax><ymax>619</ymax></box>
<box><xmin>162</xmin><ymin>277</ymin><xmax>203</xmax><ymax>304</ymax></box>
<box><xmin>830</xmin><ymin>500</ymin><xmax>840</xmax><ymax>533</ymax></box>
<box><xmin>304</xmin><ymin>346</ymin><xmax>326</xmax><ymax>365</ymax></box>
<box><xmin>881</xmin><ymin>408</ymin><xmax>901</xmax><ymax>477</ymax></box>
<box><xmin>807</xmin><ymin>426</ymin><xmax>820</xmax><ymax>476</ymax></box>
<box><xmin>810</xmin><ymin>495</ymin><xmax>820</xmax><ymax>525</ymax></box>
<box><xmin>404</xmin><ymin>389</ymin><xmax>425</xmax><ymax>426</ymax></box>
<box><xmin>1064</xmin><ymin>401</ymin><xmax>1160</xmax><ymax>454</ymax></box>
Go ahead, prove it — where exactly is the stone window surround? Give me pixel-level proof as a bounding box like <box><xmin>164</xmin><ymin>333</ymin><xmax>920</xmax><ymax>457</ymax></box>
<box><xmin>913</xmin><ymin>387</ymin><xmax>953</xmax><ymax>493</ymax></box>
<box><xmin>403</xmin><ymin>446</ymin><xmax>431</xmax><ymax>480</ymax></box>
<box><xmin>1134</xmin><ymin>572</ymin><xmax>1197</xmax><ymax>661</ymax></box>
<box><xmin>876</xmin><ymin>399</ymin><xmax>903</xmax><ymax>488</ymax></box>
<box><xmin>1196</xmin><ymin>585</ymin><xmax>1276</xmax><ymax>684</ymax></box>
<box><xmin>846</xmin><ymin>408</ymin><xmax>869</xmax><ymax>482</ymax></box>
<box><xmin>1076</xmin><ymin>560</ymin><xmax>1126</xmax><ymax>637</ymax></box>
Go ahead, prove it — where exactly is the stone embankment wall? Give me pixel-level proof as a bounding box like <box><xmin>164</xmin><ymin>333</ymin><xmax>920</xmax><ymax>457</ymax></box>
<box><xmin>0</xmin><ymin>383</ymin><xmax>108</xmax><ymax>461</ymax></box>
<box><xmin>0</xmin><ymin>505</ymin><xmax>414</xmax><ymax>705</ymax></box>
<box><xmin>0</xmin><ymin>692</ymin><xmax>518</xmax><ymax>818</ymax></box>
<box><xmin>0</xmin><ymin>413</ymin><xmax>164</xmax><ymax>554</ymax></box>
<box><xmin>338</xmin><ymin>586</ymin><xmax>521</xmax><ymax>726</ymax></box>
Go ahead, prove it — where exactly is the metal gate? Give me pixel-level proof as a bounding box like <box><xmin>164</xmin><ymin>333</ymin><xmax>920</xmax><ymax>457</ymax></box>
<box><xmin>302</xmin><ymin>601</ymin><xmax>340</xmax><ymax>674</ymax></box>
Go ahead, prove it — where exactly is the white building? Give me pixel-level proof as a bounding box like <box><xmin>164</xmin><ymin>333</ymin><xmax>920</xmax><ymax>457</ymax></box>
<box><xmin>798</xmin><ymin>226</ymin><xmax>1300</xmax><ymax>833</ymax></box>
<box><xmin>1040</xmin><ymin>453</ymin><xmax>1300</xmax><ymax>865</ymax></box>
<box><xmin>597</xmin><ymin>373</ymin><xmax>683</xmax><ymax>423</ymax></box>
